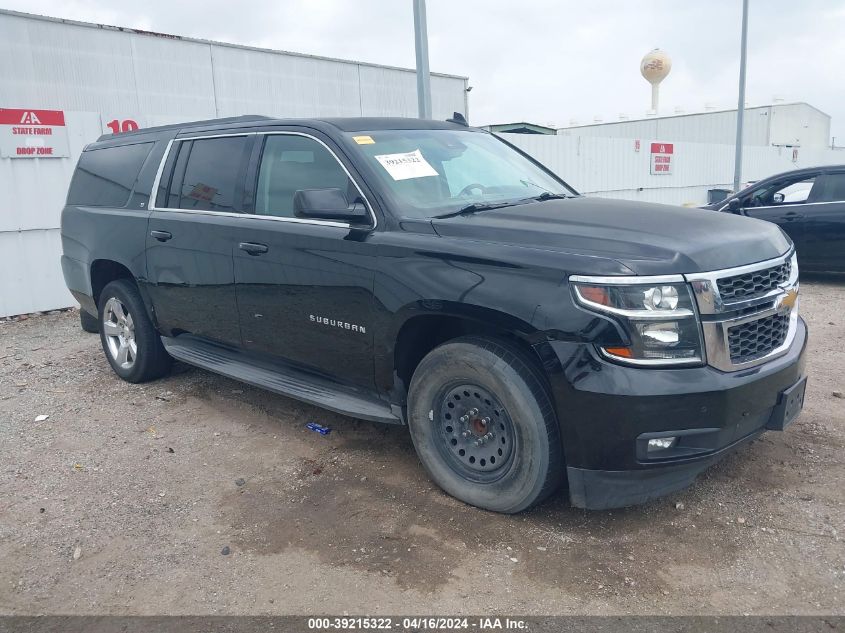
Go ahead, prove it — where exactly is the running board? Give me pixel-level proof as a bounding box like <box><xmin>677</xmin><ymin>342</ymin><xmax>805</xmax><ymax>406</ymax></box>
<box><xmin>161</xmin><ymin>335</ymin><xmax>402</xmax><ymax>424</ymax></box>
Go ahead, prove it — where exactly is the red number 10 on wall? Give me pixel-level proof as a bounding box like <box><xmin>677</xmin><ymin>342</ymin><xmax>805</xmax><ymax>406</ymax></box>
<box><xmin>106</xmin><ymin>119</ymin><xmax>139</xmax><ymax>134</ymax></box>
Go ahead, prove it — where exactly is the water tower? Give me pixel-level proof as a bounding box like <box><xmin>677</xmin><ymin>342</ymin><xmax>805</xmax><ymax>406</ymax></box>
<box><xmin>640</xmin><ymin>48</ymin><xmax>672</xmax><ymax>114</ymax></box>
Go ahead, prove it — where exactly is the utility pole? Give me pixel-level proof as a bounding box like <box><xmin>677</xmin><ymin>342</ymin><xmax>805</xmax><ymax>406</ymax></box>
<box><xmin>413</xmin><ymin>0</ymin><xmax>432</xmax><ymax>119</ymax></box>
<box><xmin>733</xmin><ymin>0</ymin><xmax>750</xmax><ymax>192</ymax></box>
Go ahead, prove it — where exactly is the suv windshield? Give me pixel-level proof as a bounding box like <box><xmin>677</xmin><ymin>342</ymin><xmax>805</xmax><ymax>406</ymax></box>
<box><xmin>346</xmin><ymin>129</ymin><xmax>575</xmax><ymax>218</ymax></box>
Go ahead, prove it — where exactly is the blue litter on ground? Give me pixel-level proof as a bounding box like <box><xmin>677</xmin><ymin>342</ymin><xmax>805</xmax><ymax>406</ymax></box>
<box><xmin>306</xmin><ymin>422</ymin><xmax>331</xmax><ymax>435</ymax></box>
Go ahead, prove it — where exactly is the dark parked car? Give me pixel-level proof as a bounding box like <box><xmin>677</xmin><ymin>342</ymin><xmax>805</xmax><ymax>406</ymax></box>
<box><xmin>703</xmin><ymin>165</ymin><xmax>845</xmax><ymax>273</ymax></box>
<box><xmin>61</xmin><ymin>115</ymin><xmax>807</xmax><ymax>512</ymax></box>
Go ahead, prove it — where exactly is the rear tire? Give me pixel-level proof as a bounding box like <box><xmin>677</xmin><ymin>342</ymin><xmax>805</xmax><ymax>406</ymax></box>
<box><xmin>98</xmin><ymin>279</ymin><xmax>171</xmax><ymax>383</ymax></box>
<box><xmin>407</xmin><ymin>336</ymin><xmax>563</xmax><ymax>513</ymax></box>
<box><xmin>79</xmin><ymin>309</ymin><xmax>99</xmax><ymax>333</ymax></box>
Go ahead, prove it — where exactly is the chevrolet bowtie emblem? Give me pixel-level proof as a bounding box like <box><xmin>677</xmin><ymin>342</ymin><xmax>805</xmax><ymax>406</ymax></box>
<box><xmin>779</xmin><ymin>287</ymin><xmax>799</xmax><ymax>311</ymax></box>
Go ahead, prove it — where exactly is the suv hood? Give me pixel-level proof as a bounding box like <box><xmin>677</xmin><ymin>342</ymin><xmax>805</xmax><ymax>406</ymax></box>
<box><xmin>430</xmin><ymin>197</ymin><xmax>791</xmax><ymax>275</ymax></box>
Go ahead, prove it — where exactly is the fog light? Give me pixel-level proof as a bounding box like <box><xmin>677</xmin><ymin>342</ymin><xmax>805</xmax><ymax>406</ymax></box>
<box><xmin>647</xmin><ymin>437</ymin><xmax>677</xmax><ymax>451</ymax></box>
<box><xmin>638</xmin><ymin>322</ymin><xmax>680</xmax><ymax>345</ymax></box>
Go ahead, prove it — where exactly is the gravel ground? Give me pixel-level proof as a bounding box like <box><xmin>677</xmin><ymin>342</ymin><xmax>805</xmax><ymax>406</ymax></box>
<box><xmin>1</xmin><ymin>279</ymin><xmax>843</xmax><ymax>615</ymax></box>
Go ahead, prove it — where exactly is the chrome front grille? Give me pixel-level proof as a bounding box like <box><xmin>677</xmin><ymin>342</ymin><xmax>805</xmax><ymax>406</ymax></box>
<box><xmin>686</xmin><ymin>251</ymin><xmax>799</xmax><ymax>372</ymax></box>
<box><xmin>717</xmin><ymin>260</ymin><xmax>791</xmax><ymax>301</ymax></box>
<box><xmin>727</xmin><ymin>313</ymin><xmax>790</xmax><ymax>363</ymax></box>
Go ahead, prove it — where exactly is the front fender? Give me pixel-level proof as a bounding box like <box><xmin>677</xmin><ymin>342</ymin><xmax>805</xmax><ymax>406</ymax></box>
<box><xmin>369</xmin><ymin>232</ymin><xmax>628</xmax><ymax>394</ymax></box>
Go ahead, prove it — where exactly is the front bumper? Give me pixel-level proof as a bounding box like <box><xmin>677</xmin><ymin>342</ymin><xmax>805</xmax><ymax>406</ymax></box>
<box><xmin>543</xmin><ymin>317</ymin><xmax>807</xmax><ymax>510</ymax></box>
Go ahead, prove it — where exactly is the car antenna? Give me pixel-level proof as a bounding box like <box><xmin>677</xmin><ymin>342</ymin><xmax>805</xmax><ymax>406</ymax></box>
<box><xmin>446</xmin><ymin>112</ymin><xmax>468</xmax><ymax>126</ymax></box>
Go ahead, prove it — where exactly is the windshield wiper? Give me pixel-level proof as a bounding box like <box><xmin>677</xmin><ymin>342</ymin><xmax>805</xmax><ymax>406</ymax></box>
<box><xmin>433</xmin><ymin>201</ymin><xmax>517</xmax><ymax>219</ymax></box>
<box><xmin>519</xmin><ymin>180</ymin><xmax>570</xmax><ymax>200</ymax></box>
<box><xmin>527</xmin><ymin>191</ymin><xmax>569</xmax><ymax>202</ymax></box>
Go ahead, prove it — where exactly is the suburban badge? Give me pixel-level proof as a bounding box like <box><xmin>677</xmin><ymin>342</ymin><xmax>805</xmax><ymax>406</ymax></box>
<box><xmin>310</xmin><ymin>314</ymin><xmax>366</xmax><ymax>334</ymax></box>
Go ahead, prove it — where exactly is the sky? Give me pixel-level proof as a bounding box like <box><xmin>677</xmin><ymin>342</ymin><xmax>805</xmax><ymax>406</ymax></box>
<box><xmin>1</xmin><ymin>0</ymin><xmax>843</xmax><ymax>142</ymax></box>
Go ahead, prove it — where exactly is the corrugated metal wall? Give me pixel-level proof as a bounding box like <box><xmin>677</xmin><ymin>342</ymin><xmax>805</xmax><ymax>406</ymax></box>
<box><xmin>0</xmin><ymin>111</ymin><xmax>103</xmax><ymax>317</ymax></box>
<box><xmin>557</xmin><ymin>103</ymin><xmax>831</xmax><ymax>149</ymax></box>
<box><xmin>0</xmin><ymin>10</ymin><xmax>469</xmax><ymax>121</ymax></box>
<box><xmin>504</xmin><ymin>133</ymin><xmax>844</xmax><ymax>206</ymax></box>
<box><xmin>0</xmin><ymin>10</ymin><xmax>469</xmax><ymax>317</ymax></box>
<box><xmin>768</xmin><ymin>103</ymin><xmax>831</xmax><ymax>148</ymax></box>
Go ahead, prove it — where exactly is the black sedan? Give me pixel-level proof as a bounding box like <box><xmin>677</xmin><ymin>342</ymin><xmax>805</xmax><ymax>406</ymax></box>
<box><xmin>703</xmin><ymin>165</ymin><xmax>845</xmax><ymax>273</ymax></box>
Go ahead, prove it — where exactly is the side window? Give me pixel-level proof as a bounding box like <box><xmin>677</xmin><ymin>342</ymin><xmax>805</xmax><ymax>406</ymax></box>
<box><xmin>773</xmin><ymin>178</ymin><xmax>816</xmax><ymax>204</ymax></box>
<box><xmin>255</xmin><ymin>135</ymin><xmax>355</xmax><ymax>218</ymax></box>
<box><xmin>67</xmin><ymin>142</ymin><xmax>153</xmax><ymax>207</ymax></box>
<box><xmin>817</xmin><ymin>173</ymin><xmax>845</xmax><ymax>203</ymax></box>
<box><xmin>746</xmin><ymin>176</ymin><xmax>817</xmax><ymax>207</ymax></box>
<box><xmin>176</xmin><ymin>136</ymin><xmax>250</xmax><ymax>212</ymax></box>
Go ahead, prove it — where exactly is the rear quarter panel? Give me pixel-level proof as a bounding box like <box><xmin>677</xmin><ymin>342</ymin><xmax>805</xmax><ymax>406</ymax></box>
<box><xmin>60</xmin><ymin>137</ymin><xmax>170</xmax><ymax>307</ymax></box>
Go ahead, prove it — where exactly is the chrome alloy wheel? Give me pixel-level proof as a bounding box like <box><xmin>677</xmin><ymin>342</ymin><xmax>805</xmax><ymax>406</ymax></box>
<box><xmin>102</xmin><ymin>297</ymin><xmax>137</xmax><ymax>369</ymax></box>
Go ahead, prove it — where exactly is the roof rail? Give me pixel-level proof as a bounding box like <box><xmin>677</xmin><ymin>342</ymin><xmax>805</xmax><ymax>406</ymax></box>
<box><xmin>96</xmin><ymin>114</ymin><xmax>272</xmax><ymax>142</ymax></box>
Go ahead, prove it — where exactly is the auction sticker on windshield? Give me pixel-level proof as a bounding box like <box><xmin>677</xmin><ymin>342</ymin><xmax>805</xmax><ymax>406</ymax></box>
<box><xmin>374</xmin><ymin>149</ymin><xmax>438</xmax><ymax>181</ymax></box>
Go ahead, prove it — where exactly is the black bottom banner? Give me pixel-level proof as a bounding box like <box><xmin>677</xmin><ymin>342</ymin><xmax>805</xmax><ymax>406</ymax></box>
<box><xmin>0</xmin><ymin>616</ymin><xmax>842</xmax><ymax>633</ymax></box>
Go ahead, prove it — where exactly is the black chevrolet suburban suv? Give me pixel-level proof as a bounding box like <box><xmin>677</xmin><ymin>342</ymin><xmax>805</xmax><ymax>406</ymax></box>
<box><xmin>61</xmin><ymin>115</ymin><xmax>808</xmax><ymax>512</ymax></box>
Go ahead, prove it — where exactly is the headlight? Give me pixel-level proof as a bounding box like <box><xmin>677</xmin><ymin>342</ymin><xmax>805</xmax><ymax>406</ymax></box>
<box><xmin>570</xmin><ymin>275</ymin><xmax>704</xmax><ymax>367</ymax></box>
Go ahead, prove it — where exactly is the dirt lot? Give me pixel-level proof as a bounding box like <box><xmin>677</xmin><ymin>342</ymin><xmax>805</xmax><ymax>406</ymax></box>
<box><xmin>1</xmin><ymin>279</ymin><xmax>843</xmax><ymax>616</ymax></box>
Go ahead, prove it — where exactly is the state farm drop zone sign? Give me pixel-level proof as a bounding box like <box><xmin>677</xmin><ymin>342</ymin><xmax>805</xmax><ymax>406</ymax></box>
<box><xmin>650</xmin><ymin>142</ymin><xmax>674</xmax><ymax>175</ymax></box>
<box><xmin>0</xmin><ymin>109</ymin><xmax>70</xmax><ymax>158</ymax></box>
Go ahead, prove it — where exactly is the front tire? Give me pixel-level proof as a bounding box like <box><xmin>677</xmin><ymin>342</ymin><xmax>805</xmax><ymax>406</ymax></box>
<box><xmin>98</xmin><ymin>279</ymin><xmax>171</xmax><ymax>383</ymax></box>
<box><xmin>407</xmin><ymin>336</ymin><xmax>563</xmax><ymax>513</ymax></box>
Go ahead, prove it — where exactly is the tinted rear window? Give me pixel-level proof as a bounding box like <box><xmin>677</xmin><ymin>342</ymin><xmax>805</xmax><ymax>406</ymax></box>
<box><xmin>820</xmin><ymin>173</ymin><xmax>845</xmax><ymax>202</ymax></box>
<box><xmin>175</xmin><ymin>136</ymin><xmax>251</xmax><ymax>212</ymax></box>
<box><xmin>67</xmin><ymin>142</ymin><xmax>154</xmax><ymax>207</ymax></box>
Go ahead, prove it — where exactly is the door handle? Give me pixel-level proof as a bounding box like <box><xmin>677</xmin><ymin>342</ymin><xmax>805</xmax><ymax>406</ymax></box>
<box><xmin>239</xmin><ymin>242</ymin><xmax>269</xmax><ymax>255</ymax></box>
<box><xmin>150</xmin><ymin>230</ymin><xmax>172</xmax><ymax>242</ymax></box>
<box><xmin>781</xmin><ymin>211</ymin><xmax>804</xmax><ymax>221</ymax></box>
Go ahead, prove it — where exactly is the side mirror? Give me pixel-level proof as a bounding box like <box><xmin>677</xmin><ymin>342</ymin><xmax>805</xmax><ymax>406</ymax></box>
<box><xmin>727</xmin><ymin>198</ymin><xmax>742</xmax><ymax>212</ymax></box>
<box><xmin>772</xmin><ymin>192</ymin><xmax>785</xmax><ymax>204</ymax></box>
<box><xmin>293</xmin><ymin>188</ymin><xmax>368</xmax><ymax>222</ymax></box>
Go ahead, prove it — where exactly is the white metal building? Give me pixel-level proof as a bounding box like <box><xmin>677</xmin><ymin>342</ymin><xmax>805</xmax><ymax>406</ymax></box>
<box><xmin>0</xmin><ymin>9</ymin><xmax>469</xmax><ymax>317</ymax></box>
<box><xmin>557</xmin><ymin>102</ymin><xmax>832</xmax><ymax>149</ymax></box>
<box><xmin>503</xmin><ymin>133</ymin><xmax>843</xmax><ymax>207</ymax></box>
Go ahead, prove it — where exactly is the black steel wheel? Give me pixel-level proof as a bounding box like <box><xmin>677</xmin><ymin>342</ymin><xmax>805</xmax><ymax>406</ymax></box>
<box><xmin>435</xmin><ymin>383</ymin><xmax>515</xmax><ymax>482</ymax></box>
<box><xmin>407</xmin><ymin>336</ymin><xmax>563</xmax><ymax>513</ymax></box>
